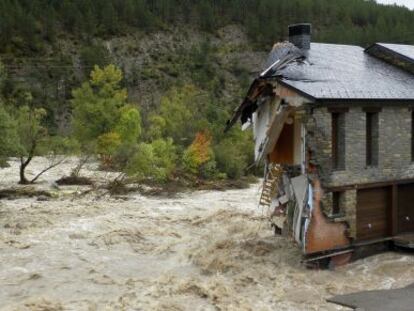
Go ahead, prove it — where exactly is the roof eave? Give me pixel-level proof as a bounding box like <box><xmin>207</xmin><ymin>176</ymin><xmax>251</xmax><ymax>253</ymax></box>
<box><xmin>275</xmin><ymin>78</ymin><xmax>316</xmax><ymax>102</ymax></box>
<box><xmin>366</xmin><ymin>43</ymin><xmax>414</xmax><ymax>64</ymax></box>
<box><xmin>314</xmin><ymin>98</ymin><xmax>414</xmax><ymax>104</ymax></box>
<box><xmin>277</xmin><ymin>79</ymin><xmax>414</xmax><ymax>105</ymax></box>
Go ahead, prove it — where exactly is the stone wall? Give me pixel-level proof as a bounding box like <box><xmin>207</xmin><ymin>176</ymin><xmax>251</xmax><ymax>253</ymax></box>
<box><xmin>305</xmin><ymin>105</ymin><xmax>414</xmax><ymax>238</ymax></box>
<box><xmin>306</xmin><ymin>105</ymin><xmax>414</xmax><ymax>187</ymax></box>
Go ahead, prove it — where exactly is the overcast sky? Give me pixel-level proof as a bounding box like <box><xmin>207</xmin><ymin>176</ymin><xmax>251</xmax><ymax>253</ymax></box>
<box><xmin>376</xmin><ymin>0</ymin><xmax>414</xmax><ymax>9</ymax></box>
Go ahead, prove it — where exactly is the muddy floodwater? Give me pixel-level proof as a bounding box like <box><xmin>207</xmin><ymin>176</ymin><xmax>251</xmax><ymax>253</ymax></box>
<box><xmin>1</xmin><ymin>158</ymin><xmax>414</xmax><ymax>310</ymax></box>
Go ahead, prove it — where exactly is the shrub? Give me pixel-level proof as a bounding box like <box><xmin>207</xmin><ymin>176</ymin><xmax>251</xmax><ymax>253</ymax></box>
<box><xmin>115</xmin><ymin>105</ymin><xmax>142</xmax><ymax>143</ymax></box>
<box><xmin>126</xmin><ymin>142</ymin><xmax>155</xmax><ymax>181</ymax></box>
<box><xmin>126</xmin><ymin>138</ymin><xmax>178</xmax><ymax>183</ymax></box>
<box><xmin>0</xmin><ymin>104</ymin><xmax>20</xmax><ymax>163</ymax></box>
<box><xmin>151</xmin><ymin>138</ymin><xmax>177</xmax><ymax>181</ymax></box>
<box><xmin>96</xmin><ymin>132</ymin><xmax>122</xmax><ymax>167</ymax></box>
<box><xmin>214</xmin><ymin>133</ymin><xmax>253</xmax><ymax>180</ymax></box>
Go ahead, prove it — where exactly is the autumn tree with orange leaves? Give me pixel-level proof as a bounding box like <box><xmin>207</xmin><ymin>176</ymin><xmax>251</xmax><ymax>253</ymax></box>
<box><xmin>182</xmin><ymin>131</ymin><xmax>213</xmax><ymax>175</ymax></box>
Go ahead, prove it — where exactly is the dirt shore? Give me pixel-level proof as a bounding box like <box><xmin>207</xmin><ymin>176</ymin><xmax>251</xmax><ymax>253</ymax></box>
<box><xmin>0</xmin><ymin>158</ymin><xmax>413</xmax><ymax>310</ymax></box>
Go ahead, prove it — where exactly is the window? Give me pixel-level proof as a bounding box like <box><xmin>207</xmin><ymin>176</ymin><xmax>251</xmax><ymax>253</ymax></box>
<box><xmin>331</xmin><ymin>112</ymin><xmax>346</xmax><ymax>170</ymax></box>
<box><xmin>366</xmin><ymin>112</ymin><xmax>379</xmax><ymax>166</ymax></box>
<box><xmin>332</xmin><ymin>192</ymin><xmax>342</xmax><ymax>215</ymax></box>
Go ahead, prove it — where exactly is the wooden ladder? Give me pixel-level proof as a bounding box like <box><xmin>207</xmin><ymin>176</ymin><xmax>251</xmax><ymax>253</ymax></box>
<box><xmin>259</xmin><ymin>164</ymin><xmax>283</xmax><ymax>207</ymax></box>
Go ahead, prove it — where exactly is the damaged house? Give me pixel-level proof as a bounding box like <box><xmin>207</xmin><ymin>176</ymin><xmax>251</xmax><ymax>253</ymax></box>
<box><xmin>226</xmin><ymin>23</ymin><xmax>414</xmax><ymax>266</ymax></box>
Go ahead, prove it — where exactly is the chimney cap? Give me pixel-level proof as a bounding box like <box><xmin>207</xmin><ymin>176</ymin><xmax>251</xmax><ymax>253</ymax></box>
<box><xmin>288</xmin><ymin>23</ymin><xmax>312</xmax><ymax>37</ymax></box>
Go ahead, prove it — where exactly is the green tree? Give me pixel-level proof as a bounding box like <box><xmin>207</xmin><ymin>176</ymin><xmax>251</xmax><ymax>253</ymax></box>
<box><xmin>126</xmin><ymin>138</ymin><xmax>177</xmax><ymax>183</ymax></box>
<box><xmin>71</xmin><ymin>64</ymin><xmax>142</xmax><ymax>169</ymax></box>
<box><xmin>198</xmin><ymin>0</ymin><xmax>215</xmax><ymax>32</ymax></box>
<box><xmin>80</xmin><ymin>44</ymin><xmax>110</xmax><ymax>75</ymax></box>
<box><xmin>214</xmin><ymin>129</ymin><xmax>254</xmax><ymax>179</ymax></box>
<box><xmin>150</xmin><ymin>85</ymin><xmax>207</xmax><ymax>146</ymax></box>
<box><xmin>100</xmin><ymin>0</ymin><xmax>119</xmax><ymax>34</ymax></box>
<box><xmin>96</xmin><ymin>131</ymin><xmax>122</xmax><ymax>167</ymax></box>
<box><xmin>15</xmin><ymin>105</ymin><xmax>48</xmax><ymax>184</ymax></box>
<box><xmin>126</xmin><ymin>142</ymin><xmax>155</xmax><ymax>181</ymax></box>
<box><xmin>0</xmin><ymin>104</ymin><xmax>20</xmax><ymax>167</ymax></box>
<box><xmin>151</xmin><ymin>138</ymin><xmax>177</xmax><ymax>181</ymax></box>
<box><xmin>115</xmin><ymin>105</ymin><xmax>142</xmax><ymax>144</ymax></box>
<box><xmin>71</xmin><ymin>64</ymin><xmax>127</xmax><ymax>151</ymax></box>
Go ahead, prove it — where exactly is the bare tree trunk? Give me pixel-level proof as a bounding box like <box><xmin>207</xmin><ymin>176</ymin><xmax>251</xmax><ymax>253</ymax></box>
<box><xmin>19</xmin><ymin>156</ymin><xmax>31</xmax><ymax>185</ymax></box>
<box><xmin>19</xmin><ymin>141</ymin><xmax>37</xmax><ymax>185</ymax></box>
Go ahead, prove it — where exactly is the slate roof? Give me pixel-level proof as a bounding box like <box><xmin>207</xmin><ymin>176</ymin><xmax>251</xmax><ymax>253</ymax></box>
<box><xmin>365</xmin><ymin>42</ymin><xmax>414</xmax><ymax>76</ymax></box>
<box><xmin>225</xmin><ymin>41</ymin><xmax>414</xmax><ymax>131</ymax></box>
<box><xmin>376</xmin><ymin>43</ymin><xmax>414</xmax><ymax>61</ymax></box>
<box><xmin>266</xmin><ymin>43</ymin><xmax>414</xmax><ymax>101</ymax></box>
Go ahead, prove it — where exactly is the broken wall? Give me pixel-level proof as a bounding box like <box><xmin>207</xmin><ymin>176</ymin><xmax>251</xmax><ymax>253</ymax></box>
<box><xmin>253</xmin><ymin>98</ymin><xmax>280</xmax><ymax>161</ymax></box>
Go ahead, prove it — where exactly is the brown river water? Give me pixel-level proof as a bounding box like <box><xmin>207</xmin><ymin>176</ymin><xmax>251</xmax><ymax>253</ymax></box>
<box><xmin>0</xmin><ymin>158</ymin><xmax>413</xmax><ymax>310</ymax></box>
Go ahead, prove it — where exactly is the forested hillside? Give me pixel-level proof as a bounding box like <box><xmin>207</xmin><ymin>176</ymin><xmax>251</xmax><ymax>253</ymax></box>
<box><xmin>0</xmin><ymin>0</ymin><xmax>413</xmax><ymax>185</ymax></box>
<box><xmin>1</xmin><ymin>0</ymin><xmax>414</xmax><ymax>52</ymax></box>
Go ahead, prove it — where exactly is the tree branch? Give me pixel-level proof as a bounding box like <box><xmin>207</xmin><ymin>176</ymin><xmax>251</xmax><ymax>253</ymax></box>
<box><xmin>29</xmin><ymin>158</ymin><xmax>66</xmax><ymax>184</ymax></box>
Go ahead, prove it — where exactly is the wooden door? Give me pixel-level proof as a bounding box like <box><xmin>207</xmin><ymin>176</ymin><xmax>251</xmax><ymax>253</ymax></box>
<box><xmin>397</xmin><ymin>184</ymin><xmax>414</xmax><ymax>234</ymax></box>
<box><xmin>357</xmin><ymin>187</ymin><xmax>391</xmax><ymax>241</ymax></box>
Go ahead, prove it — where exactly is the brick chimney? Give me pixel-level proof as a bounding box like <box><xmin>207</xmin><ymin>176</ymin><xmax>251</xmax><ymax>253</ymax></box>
<box><xmin>289</xmin><ymin>23</ymin><xmax>311</xmax><ymax>50</ymax></box>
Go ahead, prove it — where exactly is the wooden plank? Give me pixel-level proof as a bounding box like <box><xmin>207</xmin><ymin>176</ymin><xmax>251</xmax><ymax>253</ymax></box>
<box><xmin>302</xmin><ymin>248</ymin><xmax>354</xmax><ymax>263</ymax></box>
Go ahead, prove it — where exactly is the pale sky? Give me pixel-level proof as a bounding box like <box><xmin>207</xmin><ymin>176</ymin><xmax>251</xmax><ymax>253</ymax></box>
<box><xmin>376</xmin><ymin>0</ymin><xmax>414</xmax><ymax>9</ymax></box>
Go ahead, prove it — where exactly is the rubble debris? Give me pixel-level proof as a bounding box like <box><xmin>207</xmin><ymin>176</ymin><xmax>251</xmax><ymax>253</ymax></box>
<box><xmin>56</xmin><ymin>175</ymin><xmax>94</xmax><ymax>186</ymax></box>
<box><xmin>0</xmin><ymin>187</ymin><xmax>53</xmax><ymax>200</ymax></box>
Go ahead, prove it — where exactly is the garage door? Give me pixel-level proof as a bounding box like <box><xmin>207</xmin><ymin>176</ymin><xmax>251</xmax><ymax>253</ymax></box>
<box><xmin>357</xmin><ymin>187</ymin><xmax>391</xmax><ymax>241</ymax></box>
<box><xmin>398</xmin><ymin>184</ymin><xmax>414</xmax><ymax>234</ymax></box>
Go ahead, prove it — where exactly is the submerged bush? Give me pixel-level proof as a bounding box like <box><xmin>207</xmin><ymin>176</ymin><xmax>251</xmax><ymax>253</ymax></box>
<box><xmin>126</xmin><ymin>138</ymin><xmax>177</xmax><ymax>183</ymax></box>
<box><xmin>214</xmin><ymin>129</ymin><xmax>254</xmax><ymax>179</ymax></box>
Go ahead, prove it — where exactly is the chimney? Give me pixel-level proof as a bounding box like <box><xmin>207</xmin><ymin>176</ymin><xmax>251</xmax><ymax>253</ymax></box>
<box><xmin>288</xmin><ymin>23</ymin><xmax>311</xmax><ymax>50</ymax></box>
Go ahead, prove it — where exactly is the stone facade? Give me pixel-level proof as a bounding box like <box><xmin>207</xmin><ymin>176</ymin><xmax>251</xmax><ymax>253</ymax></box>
<box><xmin>305</xmin><ymin>105</ymin><xmax>414</xmax><ymax>238</ymax></box>
<box><xmin>339</xmin><ymin>190</ymin><xmax>357</xmax><ymax>238</ymax></box>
